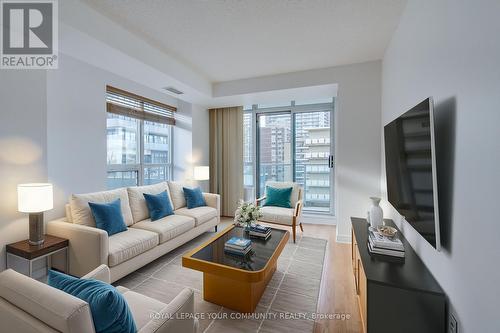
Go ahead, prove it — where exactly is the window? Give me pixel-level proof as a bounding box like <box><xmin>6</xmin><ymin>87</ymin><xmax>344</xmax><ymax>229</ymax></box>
<box><xmin>243</xmin><ymin>112</ymin><xmax>253</xmax><ymax>187</ymax></box>
<box><xmin>106</xmin><ymin>86</ymin><xmax>176</xmax><ymax>189</ymax></box>
<box><xmin>244</xmin><ymin>100</ymin><xmax>335</xmax><ymax>215</ymax></box>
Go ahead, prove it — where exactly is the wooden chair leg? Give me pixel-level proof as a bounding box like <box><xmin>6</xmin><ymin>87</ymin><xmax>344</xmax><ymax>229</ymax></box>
<box><xmin>299</xmin><ymin>223</ymin><xmax>304</xmax><ymax>232</ymax></box>
<box><xmin>292</xmin><ymin>225</ymin><xmax>296</xmax><ymax>243</ymax></box>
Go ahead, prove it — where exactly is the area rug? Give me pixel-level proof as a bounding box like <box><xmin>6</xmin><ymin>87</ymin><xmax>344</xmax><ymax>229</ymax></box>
<box><xmin>115</xmin><ymin>224</ymin><xmax>327</xmax><ymax>333</ymax></box>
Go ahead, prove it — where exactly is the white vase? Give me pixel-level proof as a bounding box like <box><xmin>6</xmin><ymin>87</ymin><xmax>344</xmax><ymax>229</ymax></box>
<box><xmin>369</xmin><ymin>197</ymin><xmax>383</xmax><ymax>228</ymax></box>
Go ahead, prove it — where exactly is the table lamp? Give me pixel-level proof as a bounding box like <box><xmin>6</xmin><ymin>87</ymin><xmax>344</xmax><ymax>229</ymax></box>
<box><xmin>17</xmin><ymin>183</ymin><xmax>53</xmax><ymax>246</ymax></box>
<box><xmin>193</xmin><ymin>166</ymin><xmax>210</xmax><ymax>181</ymax></box>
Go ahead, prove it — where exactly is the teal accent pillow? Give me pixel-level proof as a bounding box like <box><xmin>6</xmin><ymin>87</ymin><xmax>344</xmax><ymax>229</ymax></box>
<box><xmin>183</xmin><ymin>187</ymin><xmax>207</xmax><ymax>209</ymax></box>
<box><xmin>48</xmin><ymin>270</ymin><xmax>137</xmax><ymax>333</ymax></box>
<box><xmin>143</xmin><ymin>191</ymin><xmax>174</xmax><ymax>221</ymax></box>
<box><xmin>88</xmin><ymin>199</ymin><xmax>127</xmax><ymax>236</ymax></box>
<box><xmin>264</xmin><ymin>186</ymin><xmax>293</xmax><ymax>208</ymax></box>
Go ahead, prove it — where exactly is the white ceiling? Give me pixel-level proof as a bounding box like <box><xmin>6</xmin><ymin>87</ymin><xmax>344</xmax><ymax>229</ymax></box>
<box><xmin>83</xmin><ymin>0</ymin><xmax>406</xmax><ymax>83</ymax></box>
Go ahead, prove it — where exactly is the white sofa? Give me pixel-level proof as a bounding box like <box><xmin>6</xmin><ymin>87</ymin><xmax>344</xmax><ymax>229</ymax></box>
<box><xmin>0</xmin><ymin>264</ymin><xmax>198</xmax><ymax>333</ymax></box>
<box><xmin>47</xmin><ymin>181</ymin><xmax>220</xmax><ymax>283</ymax></box>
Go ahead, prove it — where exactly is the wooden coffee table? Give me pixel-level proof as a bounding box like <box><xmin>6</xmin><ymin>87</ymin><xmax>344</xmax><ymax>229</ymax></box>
<box><xmin>182</xmin><ymin>224</ymin><xmax>289</xmax><ymax>313</ymax></box>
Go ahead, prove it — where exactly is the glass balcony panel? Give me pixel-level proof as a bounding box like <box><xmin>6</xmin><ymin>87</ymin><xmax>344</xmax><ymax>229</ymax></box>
<box><xmin>294</xmin><ymin>111</ymin><xmax>332</xmax><ymax>214</ymax></box>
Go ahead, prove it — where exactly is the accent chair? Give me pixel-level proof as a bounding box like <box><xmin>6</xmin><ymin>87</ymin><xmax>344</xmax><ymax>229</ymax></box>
<box><xmin>256</xmin><ymin>181</ymin><xmax>304</xmax><ymax>243</ymax></box>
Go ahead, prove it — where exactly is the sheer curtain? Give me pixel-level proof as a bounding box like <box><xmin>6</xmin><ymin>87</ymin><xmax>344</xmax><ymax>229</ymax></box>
<box><xmin>209</xmin><ymin>106</ymin><xmax>244</xmax><ymax>216</ymax></box>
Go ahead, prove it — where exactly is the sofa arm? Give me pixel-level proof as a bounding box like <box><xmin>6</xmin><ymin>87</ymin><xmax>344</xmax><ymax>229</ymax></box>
<box><xmin>47</xmin><ymin>218</ymin><xmax>109</xmax><ymax>277</ymax></box>
<box><xmin>203</xmin><ymin>193</ymin><xmax>220</xmax><ymax>217</ymax></box>
<box><xmin>0</xmin><ymin>269</ymin><xmax>95</xmax><ymax>333</ymax></box>
<box><xmin>139</xmin><ymin>288</ymin><xmax>197</xmax><ymax>333</ymax></box>
<box><xmin>82</xmin><ymin>264</ymin><xmax>110</xmax><ymax>283</ymax></box>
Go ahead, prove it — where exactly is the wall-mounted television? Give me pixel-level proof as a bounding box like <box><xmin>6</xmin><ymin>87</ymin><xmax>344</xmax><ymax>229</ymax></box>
<box><xmin>384</xmin><ymin>97</ymin><xmax>441</xmax><ymax>250</ymax></box>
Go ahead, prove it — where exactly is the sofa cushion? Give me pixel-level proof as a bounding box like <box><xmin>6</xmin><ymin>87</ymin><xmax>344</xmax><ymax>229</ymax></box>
<box><xmin>264</xmin><ymin>186</ymin><xmax>293</xmax><ymax>208</ymax></box>
<box><xmin>176</xmin><ymin>206</ymin><xmax>218</xmax><ymax>226</ymax></box>
<box><xmin>48</xmin><ymin>270</ymin><xmax>137</xmax><ymax>333</ymax></box>
<box><xmin>183</xmin><ymin>187</ymin><xmax>207</xmax><ymax>209</ymax></box>
<box><xmin>143</xmin><ymin>191</ymin><xmax>174</xmax><ymax>221</ymax></box>
<box><xmin>131</xmin><ymin>215</ymin><xmax>195</xmax><ymax>244</ymax></box>
<box><xmin>108</xmin><ymin>228</ymin><xmax>159</xmax><ymax>267</ymax></box>
<box><xmin>259</xmin><ymin>206</ymin><xmax>294</xmax><ymax>225</ymax></box>
<box><xmin>116</xmin><ymin>286</ymin><xmax>166</xmax><ymax>330</ymax></box>
<box><xmin>89</xmin><ymin>199</ymin><xmax>128</xmax><ymax>236</ymax></box>
<box><xmin>265</xmin><ymin>181</ymin><xmax>301</xmax><ymax>207</ymax></box>
<box><xmin>127</xmin><ymin>182</ymin><xmax>172</xmax><ymax>223</ymax></box>
<box><xmin>167</xmin><ymin>181</ymin><xmax>187</xmax><ymax>210</ymax></box>
<box><xmin>70</xmin><ymin>188</ymin><xmax>134</xmax><ymax>227</ymax></box>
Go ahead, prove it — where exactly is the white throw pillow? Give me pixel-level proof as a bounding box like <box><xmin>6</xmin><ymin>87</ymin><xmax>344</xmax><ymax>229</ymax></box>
<box><xmin>167</xmin><ymin>181</ymin><xmax>187</xmax><ymax>210</ymax></box>
<box><xmin>69</xmin><ymin>188</ymin><xmax>134</xmax><ymax>227</ymax></box>
<box><xmin>127</xmin><ymin>182</ymin><xmax>172</xmax><ymax>223</ymax></box>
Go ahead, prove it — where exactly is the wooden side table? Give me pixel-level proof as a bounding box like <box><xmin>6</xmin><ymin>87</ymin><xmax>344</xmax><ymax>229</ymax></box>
<box><xmin>6</xmin><ymin>235</ymin><xmax>69</xmax><ymax>280</ymax></box>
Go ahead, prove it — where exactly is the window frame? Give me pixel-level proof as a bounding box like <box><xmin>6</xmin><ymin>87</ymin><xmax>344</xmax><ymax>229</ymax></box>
<box><xmin>106</xmin><ymin>87</ymin><xmax>175</xmax><ymax>189</ymax></box>
<box><xmin>244</xmin><ymin>99</ymin><xmax>336</xmax><ymax>216</ymax></box>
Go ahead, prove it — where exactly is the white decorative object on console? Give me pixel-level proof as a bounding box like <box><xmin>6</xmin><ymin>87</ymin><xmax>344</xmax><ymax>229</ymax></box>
<box><xmin>368</xmin><ymin>196</ymin><xmax>383</xmax><ymax>228</ymax></box>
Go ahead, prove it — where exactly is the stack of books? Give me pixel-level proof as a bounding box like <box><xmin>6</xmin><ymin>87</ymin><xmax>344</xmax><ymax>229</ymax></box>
<box><xmin>368</xmin><ymin>227</ymin><xmax>405</xmax><ymax>258</ymax></box>
<box><xmin>224</xmin><ymin>237</ymin><xmax>252</xmax><ymax>256</ymax></box>
<box><xmin>248</xmin><ymin>224</ymin><xmax>272</xmax><ymax>240</ymax></box>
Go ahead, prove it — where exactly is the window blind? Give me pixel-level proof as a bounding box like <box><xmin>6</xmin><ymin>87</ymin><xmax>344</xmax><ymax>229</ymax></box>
<box><xmin>106</xmin><ymin>86</ymin><xmax>176</xmax><ymax>125</ymax></box>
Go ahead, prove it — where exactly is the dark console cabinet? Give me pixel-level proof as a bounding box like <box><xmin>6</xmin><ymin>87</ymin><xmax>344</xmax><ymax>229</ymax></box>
<box><xmin>351</xmin><ymin>217</ymin><xmax>446</xmax><ymax>333</ymax></box>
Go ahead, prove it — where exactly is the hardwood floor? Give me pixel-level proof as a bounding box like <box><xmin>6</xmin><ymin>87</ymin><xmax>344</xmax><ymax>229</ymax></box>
<box><xmin>226</xmin><ymin>218</ymin><xmax>361</xmax><ymax>333</ymax></box>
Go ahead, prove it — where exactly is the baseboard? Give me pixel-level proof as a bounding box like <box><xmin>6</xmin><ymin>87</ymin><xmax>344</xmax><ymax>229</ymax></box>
<box><xmin>336</xmin><ymin>233</ymin><xmax>352</xmax><ymax>244</ymax></box>
<box><xmin>301</xmin><ymin>214</ymin><xmax>336</xmax><ymax>225</ymax></box>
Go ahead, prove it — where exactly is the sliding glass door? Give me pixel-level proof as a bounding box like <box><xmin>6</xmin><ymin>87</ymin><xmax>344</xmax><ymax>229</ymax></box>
<box><xmin>257</xmin><ymin>112</ymin><xmax>293</xmax><ymax>195</ymax></box>
<box><xmin>294</xmin><ymin>111</ymin><xmax>333</xmax><ymax>213</ymax></box>
<box><xmin>249</xmin><ymin>100</ymin><xmax>335</xmax><ymax>215</ymax></box>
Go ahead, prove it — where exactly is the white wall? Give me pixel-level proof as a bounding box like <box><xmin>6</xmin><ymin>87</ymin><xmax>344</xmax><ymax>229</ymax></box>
<box><xmin>211</xmin><ymin>61</ymin><xmax>382</xmax><ymax>239</ymax></box>
<box><xmin>0</xmin><ymin>52</ymin><xmax>201</xmax><ymax>270</ymax></box>
<box><xmin>191</xmin><ymin>105</ymin><xmax>210</xmax><ymax>192</ymax></box>
<box><xmin>173</xmin><ymin>100</ymin><xmax>194</xmax><ymax>181</ymax></box>
<box><xmin>60</xmin><ymin>0</ymin><xmax>212</xmax><ymax>102</ymax></box>
<box><xmin>381</xmin><ymin>1</ymin><xmax>500</xmax><ymax>331</ymax></box>
<box><xmin>47</xmin><ymin>54</ymin><xmax>187</xmax><ymax>218</ymax></box>
<box><xmin>0</xmin><ymin>71</ymin><xmax>47</xmax><ymax>269</ymax></box>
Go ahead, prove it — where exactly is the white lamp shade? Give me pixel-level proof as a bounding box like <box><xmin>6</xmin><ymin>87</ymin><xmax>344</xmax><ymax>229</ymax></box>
<box><xmin>17</xmin><ymin>183</ymin><xmax>53</xmax><ymax>213</ymax></box>
<box><xmin>193</xmin><ymin>166</ymin><xmax>210</xmax><ymax>181</ymax></box>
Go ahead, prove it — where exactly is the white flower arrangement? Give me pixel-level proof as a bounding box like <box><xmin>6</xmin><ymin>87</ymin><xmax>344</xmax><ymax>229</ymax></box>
<box><xmin>234</xmin><ymin>200</ymin><xmax>263</xmax><ymax>228</ymax></box>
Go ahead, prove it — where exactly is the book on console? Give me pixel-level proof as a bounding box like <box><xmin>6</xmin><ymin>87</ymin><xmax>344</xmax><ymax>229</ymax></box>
<box><xmin>368</xmin><ymin>228</ymin><xmax>404</xmax><ymax>251</ymax></box>
<box><xmin>368</xmin><ymin>241</ymin><xmax>405</xmax><ymax>258</ymax></box>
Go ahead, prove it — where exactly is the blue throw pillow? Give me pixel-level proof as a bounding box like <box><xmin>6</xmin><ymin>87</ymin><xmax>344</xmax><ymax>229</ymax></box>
<box><xmin>264</xmin><ymin>186</ymin><xmax>293</xmax><ymax>208</ymax></box>
<box><xmin>88</xmin><ymin>199</ymin><xmax>127</xmax><ymax>236</ymax></box>
<box><xmin>183</xmin><ymin>187</ymin><xmax>207</xmax><ymax>209</ymax></box>
<box><xmin>48</xmin><ymin>270</ymin><xmax>137</xmax><ymax>333</ymax></box>
<box><xmin>143</xmin><ymin>191</ymin><xmax>174</xmax><ymax>221</ymax></box>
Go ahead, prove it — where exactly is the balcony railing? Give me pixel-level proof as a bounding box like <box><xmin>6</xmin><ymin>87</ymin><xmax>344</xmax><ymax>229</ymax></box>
<box><xmin>304</xmin><ymin>138</ymin><xmax>331</xmax><ymax>146</ymax></box>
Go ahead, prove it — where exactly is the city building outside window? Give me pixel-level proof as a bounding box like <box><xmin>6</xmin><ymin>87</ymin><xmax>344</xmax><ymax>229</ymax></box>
<box><xmin>243</xmin><ymin>99</ymin><xmax>335</xmax><ymax>215</ymax></box>
<box><xmin>106</xmin><ymin>86</ymin><xmax>176</xmax><ymax>189</ymax></box>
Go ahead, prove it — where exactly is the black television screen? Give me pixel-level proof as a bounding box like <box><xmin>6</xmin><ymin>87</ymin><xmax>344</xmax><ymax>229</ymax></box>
<box><xmin>384</xmin><ymin>98</ymin><xmax>440</xmax><ymax>250</ymax></box>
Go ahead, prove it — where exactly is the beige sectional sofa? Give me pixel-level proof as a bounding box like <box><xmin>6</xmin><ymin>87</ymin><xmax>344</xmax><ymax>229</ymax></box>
<box><xmin>0</xmin><ymin>264</ymin><xmax>198</xmax><ymax>333</ymax></box>
<box><xmin>47</xmin><ymin>181</ymin><xmax>220</xmax><ymax>283</ymax></box>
